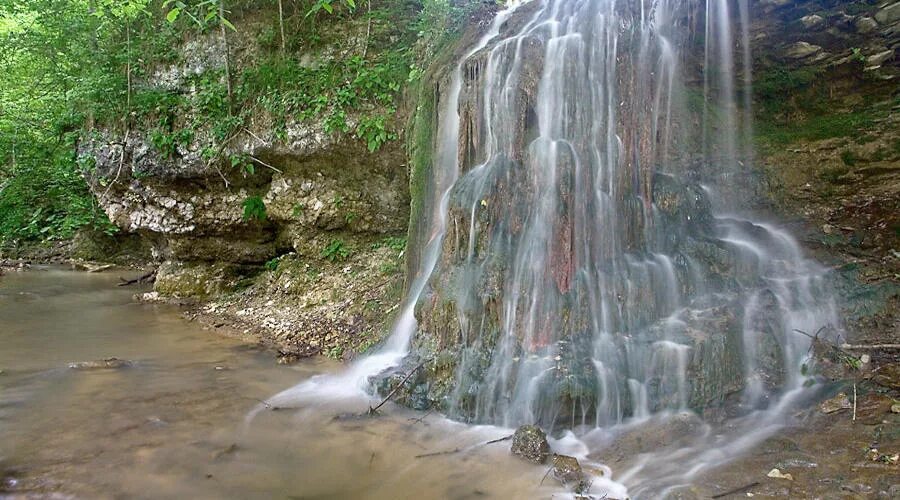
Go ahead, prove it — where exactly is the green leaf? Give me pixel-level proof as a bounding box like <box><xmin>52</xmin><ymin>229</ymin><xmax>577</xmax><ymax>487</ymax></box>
<box><xmin>166</xmin><ymin>8</ymin><xmax>180</xmax><ymax>23</ymax></box>
<box><xmin>221</xmin><ymin>17</ymin><xmax>237</xmax><ymax>32</ymax></box>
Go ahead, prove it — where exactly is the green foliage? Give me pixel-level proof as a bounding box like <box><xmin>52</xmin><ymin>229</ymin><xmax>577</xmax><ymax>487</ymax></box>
<box><xmin>0</xmin><ymin>0</ymin><xmax>450</xmax><ymax>243</ymax></box>
<box><xmin>840</xmin><ymin>150</ymin><xmax>859</xmax><ymax>167</ymax></box>
<box><xmin>321</xmin><ymin>238</ymin><xmax>350</xmax><ymax>262</ymax></box>
<box><xmin>150</xmin><ymin>127</ymin><xmax>194</xmax><ymax>157</ymax></box>
<box><xmin>325</xmin><ymin>345</ymin><xmax>344</xmax><ymax>359</ymax></box>
<box><xmin>755</xmin><ymin>66</ymin><xmax>824</xmax><ymax>115</ymax></box>
<box><xmin>381</xmin><ymin>236</ymin><xmax>406</xmax><ymax>252</ymax></box>
<box><xmin>264</xmin><ymin>256</ymin><xmax>280</xmax><ymax>272</ymax></box>
<box><xmin>819</xmin><ymin>165</ymin><xmax>849</xmax><ymax>184</ymax></box>
<box><xmin>756</xmin><ymin>110</ymin><xmax>877</xmax><ymax>147</ymax></box>
<box><xmin>0</xmin><ymin>0</ymin><xmax>128</xmax><ymax>244</ymax></box>
<box><xmin>357</xmin><ymin>113</ymin><xmax>397</xmax><ymax>152</ymax></box>
<box><xmin>163</xmin><ymin>0</ymin><xmax>235</xmax><ymax>31</ymax></box>
<box><xmin>242</xmin><ymin>195</ymin><xmax>266</xmax><ymax>221</ymax></box>
<box><xmin>307</xmin><ymin>0</ymin><xmax>357</xmax><ymax>17</ymax></box>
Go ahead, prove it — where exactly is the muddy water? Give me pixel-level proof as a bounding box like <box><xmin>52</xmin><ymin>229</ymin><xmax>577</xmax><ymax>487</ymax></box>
<box><xmin>0</xmin><ymin>268</ymin><xmax>553</xmax><ymax>499</ymax></box>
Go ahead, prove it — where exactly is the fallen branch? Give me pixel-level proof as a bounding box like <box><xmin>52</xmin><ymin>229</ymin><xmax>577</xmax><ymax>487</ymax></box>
<box><xmin>710</xmin><ymin>481</ymin><xmax>759</xmax><ymax>499</ymax></box>
<box><xmin>415</xmin><ymin>434</ymin><xmax>512</xmax><ymax>459</ymax></box>
<box><xmin>407</xmin><ymin>408</ymin><xmax>434</xmax><ymax>426</ymax></box>
<box><xmin>248</xmin><ymin>154</ymin><xmax>283</xmax><ymax>174</ymax></box>
<box><xmin>415</xmin><ymin>447</ymin><xmax>463</xmax><ymax>459</ymax></box>
<box><xmin>101</xmin><ymin>127</ymin><xmax>129</xmax><ymax>199</ymax></box>
<box><xmin>118</xmin><ymin>270</ymin><xmax>156</xmax><ymax>286</ymax></box>
<box><xmin>367</xmin><ymin>360</ymin><xmax>427</xmax><ymax>415</ymax></box>
<box><xmin>539</xmin><ymin>464</ymin><xmax>553</xmax><ymax>486</ymax></box>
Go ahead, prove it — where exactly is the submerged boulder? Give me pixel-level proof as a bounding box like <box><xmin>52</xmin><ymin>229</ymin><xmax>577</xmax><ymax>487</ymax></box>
<box><xmin>510</xmin><ymin>425</ymin><xmax>550</xmax><ymax>464</ymax></box>
<box><xmin>68</xmin><ymin>358</ymin><xmax>132</xmax><ymax>370</ymax></box>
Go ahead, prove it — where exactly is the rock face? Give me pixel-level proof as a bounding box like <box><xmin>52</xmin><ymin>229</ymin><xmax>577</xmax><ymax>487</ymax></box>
<box><xmin>751</xmin><ymin>0</ymin><xmax>900</xmax><ymax>356</ymax></box>
<box><xmin>510</xmin><ymin>425</ymin><xmax>550</xmax><ymax>464</ymax></box>
<box><xmin>79</xmin><ymin>7</ymin><xmax>412</xmax><ymax>357</ymax></box>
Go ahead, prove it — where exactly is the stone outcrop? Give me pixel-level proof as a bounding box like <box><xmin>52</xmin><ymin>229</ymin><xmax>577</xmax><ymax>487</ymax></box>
<box><xmin>79</xmin><ymin>6</ymin><xmax>411</xmax><ymax>358</ymax></box>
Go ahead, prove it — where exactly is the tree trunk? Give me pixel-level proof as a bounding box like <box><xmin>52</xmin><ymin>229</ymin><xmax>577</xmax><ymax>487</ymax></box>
<box><xmin>278</xmin><ymin>0</ymin><xmax>286</xmax><ymax>54</ymax></box>
<box><xmin>219</xmin><ymin>0</ymin><xmax>233</xmax><ymax>114</ymax></box>
<box><xmin>126</xmin><ymin>23</ymin><xmax>131</xmax><ymax>112</ymax></box>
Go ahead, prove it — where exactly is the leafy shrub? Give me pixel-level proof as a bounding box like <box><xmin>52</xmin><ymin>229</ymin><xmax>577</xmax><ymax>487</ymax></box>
<box><xmin>356</xmin><ymin>113</ymin><xmax>397</xmax><ymax>152</ymax></box>
<box><xmin>321</xmin><ymin>238</ymin><xmax>350</xmax><ymax>262</ymax></box>
<box><xmin>840</xmin><ymin>150</ymin><xmax>859</xmax><ymax>166</ymax></box>
<box><xmin>382</xmin><ymin>236</ymin><xmax>406</xmax><ymax>252</ymax></box>
<box><xmin>242</xmin><ymin>196</ymin><xmax>267</xmax><ymax>221</ymax></box>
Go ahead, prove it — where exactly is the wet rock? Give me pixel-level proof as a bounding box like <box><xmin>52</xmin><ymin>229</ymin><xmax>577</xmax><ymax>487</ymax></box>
<box><xmin>819</xmin><ymin>392</ymin><xmax>852</xmax><ymax>414</ymax></box>
<box><xmin>855</xmin><ymin>393</ymin><xmax>893</xmax><ymax>424</ymax></box>
<box><xmin>800</xmin><ymin>15</ymin><xmax>824</xmax><ymax>29</ymax></box>
<box><xmin>875</xmin><ymin>3</ymin><xmax>900</xmax><ymax>25</ymax></box>
<box><xmin>591</xmin><ymin>413</ymin><xmax>707</xmax><ymax>465</ymax></box>
<box><xmin>866</xmin><ymin>50</ymin><xmax>895</xmax><ymax>68</ymax></box>
<box><xmin>154</xmin><ymin>261</ymin><xmax>244</xmax><ymax>299</ymax></box>
<box><xmin>766</xmin><ymin>468</ymin><xmax>794</xmax><ymax>481</ymax></box>
<box><xmin>551</xmin><ymin>454</ymin><xmax>586</xmax><ymax>493</ymax></box>
<box><xmin>841</xmin><ymin>482</ymin><xmax>873</xmax><ymax>494</ymax></box>
<box><xmin>510</xmin><ymin>425</ymin><xmax>550</xmax><ymax>464</ymax></box>
<box><xmin>873</xmin><ymin>363</ymin><xmax>900</xmax><ymax>390</ymax></box>
<box><xmin>68</xmin><ymin>358</ymin><xmax>132</xmax><ymax>370</ymax></box>
<box><xmin>784</xmin><ymin>41</ymin><xmax>823</xmax><ymax>59</ymax></box>
<box><xmin>855</xmin><ymin>17</ymin><xmax>879</xmax><ymax>34</ymax></box>
<box><xmin>775</xmin><ymin>458</ymin><xmax>818</xmax><ymax>469</ymax></box>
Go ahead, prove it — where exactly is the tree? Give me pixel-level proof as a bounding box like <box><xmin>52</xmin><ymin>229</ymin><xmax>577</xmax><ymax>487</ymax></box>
<box><xmin>163</xmin><ymin>0</ymin><xmax>236</xmax><ymax>113</ymax></box>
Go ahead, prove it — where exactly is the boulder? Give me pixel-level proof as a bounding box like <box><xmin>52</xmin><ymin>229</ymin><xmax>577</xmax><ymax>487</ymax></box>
<box><xmin>551</xmin><ymin>454</ymin><xmax>587</xmax><ymax>493</ymax></box>
<box><xmin>854</xmin><ymin>17</ymin><xmax>879</xmax><ymax>34</ymax></box>
<box><xmin>800</xmin><ymin>15</ymin><xmax>824</xmax><ymax>29</ymax></box>
<box><xmin>873</xmin><ymin>363</ymin><xmax>900</xmax><ymax>390</ymax></box>
<box><xmin>855</xmin><ymin>393</ymin><xmax>893</xmax><ymax>424</ymax></box>
<box><xmin>510</xmin><ymin>425</ymin><xmax>550</xmax><ymax>464</ymax></box>
<box><xmin>866</xmin><ymin>49</ymin><xmax>895</xmax><ymax>68</ymax></box>
<box><xmin>875</xmin><ymin>3</ymin><xmax>900</xmax><ymax>25</ymax></box>
<box><xmin>819</xmin><ymin>392</ymin><xmax>852</xmax><ymax>414</ymax></box>
<box><xmin>784</xmin><ymin>41</ymin><xmax>823</xmax><ymax>59</ymax></box>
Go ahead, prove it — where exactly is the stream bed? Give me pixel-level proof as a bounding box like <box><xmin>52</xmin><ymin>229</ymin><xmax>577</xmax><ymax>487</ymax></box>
<box><xmin>2</xmin><ymin>268</ymin><xmax>895</xmax><ymax>499</ymax></box>
<box><xmin>0</xmin><ymin>268</ymin><xmax>554</xmax><ymax>499</ymax></box>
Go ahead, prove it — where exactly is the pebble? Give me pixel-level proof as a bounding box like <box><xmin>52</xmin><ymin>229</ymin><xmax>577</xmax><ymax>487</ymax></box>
<box><xmin>767</xmin><ymin>468</ymin><xmax>794</xmax><ymax>481</ymax></box>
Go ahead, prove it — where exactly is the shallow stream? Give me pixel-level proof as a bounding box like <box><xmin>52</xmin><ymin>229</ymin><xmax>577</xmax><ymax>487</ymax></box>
<box><xmin>0</xmin><ymin>268</ymin><xmax>560</xmax><ymax>499</ymax></box>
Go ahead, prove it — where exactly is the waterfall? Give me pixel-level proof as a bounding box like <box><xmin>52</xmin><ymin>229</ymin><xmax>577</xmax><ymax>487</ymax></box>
<box><xmin>260</xmin><ymin>0</ymin><xmax>841</xmax><ymax>495</ymax></box>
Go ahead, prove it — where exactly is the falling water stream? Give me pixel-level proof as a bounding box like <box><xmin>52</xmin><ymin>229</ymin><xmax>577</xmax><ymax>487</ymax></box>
<box><xmin>261</xmin><ymin>0</ymin><xmax>841</xmax><ymax>497</ymax></box>
<box><xmin>0</xmin><ymin>1</ymin><xmax>846</xmax><ymax>499</ymax></box>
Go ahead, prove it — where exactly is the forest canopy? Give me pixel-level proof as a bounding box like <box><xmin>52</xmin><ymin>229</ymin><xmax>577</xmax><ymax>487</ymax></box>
<box><xmin>0</xmin><ymin>0</ymin><xmax>472</xmax><ymax>248</ymax></box>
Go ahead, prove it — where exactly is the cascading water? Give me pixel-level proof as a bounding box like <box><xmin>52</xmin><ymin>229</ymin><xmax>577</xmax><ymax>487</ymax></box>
<box><xmin>259</xmin><ymin>0</ymin><xmax>841</xmax><ymax>496</ymax></box>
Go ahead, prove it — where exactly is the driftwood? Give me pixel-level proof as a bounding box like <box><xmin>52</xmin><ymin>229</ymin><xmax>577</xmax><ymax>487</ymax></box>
<box><xmin>710</xmin><ymin>482</ymin><xmax>759</xmax><ymax>499</ymax></box>
<box><xmin>367</xmin><ymin>360</ymin><xmax>427</xmax><ymax>415</ymax></box>
<box><xmin>118</xmin><ymin>270</ymin><xmax>156</xmax><ymax>286</ymax></box>
<box><xmin>415</xmin><ymin>434</ymin><xmax>513</xmax><ymax>459</ymax></box>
